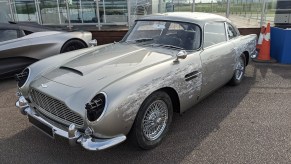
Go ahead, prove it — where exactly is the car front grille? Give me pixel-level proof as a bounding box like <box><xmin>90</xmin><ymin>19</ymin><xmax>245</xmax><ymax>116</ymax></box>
<box><xmin>30</xmin><ymin>89</ymin><xmax>84</xmax><ymax>127</ymax></box>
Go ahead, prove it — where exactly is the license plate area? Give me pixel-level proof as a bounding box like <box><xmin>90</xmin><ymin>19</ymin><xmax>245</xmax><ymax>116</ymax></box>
<box><xmin>28</xmin><ymin>115</ymin><xmax>54</xmax><ymax>138</ymax></box>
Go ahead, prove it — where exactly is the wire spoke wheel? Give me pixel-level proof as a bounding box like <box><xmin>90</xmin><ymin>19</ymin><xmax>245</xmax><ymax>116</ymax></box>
<box><xmin>235</xmin><ymin>57</ymin><xmax>245</xmax><ymax>81</ymax></box>
<box><xmin>228</xmin><ymin>54</ymin><xmax>246</xmax><ymax>86</ymax></box>
<box><xmin>142</xmin><ymin>100</ymin><xmax>168</xmax><ymax>141</ymax></box>
<box><xmin>130</xmin><ymin>91</ymin><xmax>172</xmax><ymax>149</ymax></box>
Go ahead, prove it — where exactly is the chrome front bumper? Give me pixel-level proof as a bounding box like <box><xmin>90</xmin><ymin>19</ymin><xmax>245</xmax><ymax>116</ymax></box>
<box><xmin>16</xmin><ymin>96</ymin><xmax>126</xmax><ymax>151</ymax></box>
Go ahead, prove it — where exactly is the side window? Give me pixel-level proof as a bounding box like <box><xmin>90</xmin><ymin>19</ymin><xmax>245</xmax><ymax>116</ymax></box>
<box><xmin>204</xmin><ymin>22</ymin><xmax>226</xmax><ymax>48</ymax></box>
<box><xmin>127</xmin><ymin>21</ymin><xmax>166</xmax><ymax>40</ymax></box>
<box><xmin>226</xmin><ymin>23</ymin><xmax>238</xmax><ymax>40</ymax></box>
<box><xmin>0</xmin><ymin>30</ymin><xmax>18</xmax><ymax>42</ymax></box>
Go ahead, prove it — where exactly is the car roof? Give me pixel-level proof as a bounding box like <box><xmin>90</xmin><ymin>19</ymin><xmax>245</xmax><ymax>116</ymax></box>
<box><xmin>137</xmin><ymin>12</ymin><xmax>231</xmax><ymax>26</ymax></box>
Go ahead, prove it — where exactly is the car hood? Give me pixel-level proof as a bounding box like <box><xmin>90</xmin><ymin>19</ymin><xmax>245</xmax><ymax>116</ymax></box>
<box><xmin>42</xmin><ymin>43</ymin><xmax>176</xmax><ymax>88</ymax></box>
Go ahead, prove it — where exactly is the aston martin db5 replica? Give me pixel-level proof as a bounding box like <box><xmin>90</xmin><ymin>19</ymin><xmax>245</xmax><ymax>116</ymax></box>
<box><xmin>0</xmin><ymin>23</ymin><xmax>93</xmax><ymax>78</ymax></box>
<box><xmin>16</xmin><ymin>12</ymin><xmax>257</xmax><ymax>151</ymax></box>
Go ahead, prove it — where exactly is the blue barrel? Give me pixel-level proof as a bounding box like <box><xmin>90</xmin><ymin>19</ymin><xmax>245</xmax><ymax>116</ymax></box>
<box><xmin>271</xmin><ymin>27</ymin><xmax>291</xmax><ymax>64</ymax></box>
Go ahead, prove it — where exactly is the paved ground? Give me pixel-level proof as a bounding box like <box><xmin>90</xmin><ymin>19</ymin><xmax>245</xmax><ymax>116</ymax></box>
<box><xmin>0</xmin><ymin>62</ymin><xmax>291</xmax><ymax>164</ymax></box>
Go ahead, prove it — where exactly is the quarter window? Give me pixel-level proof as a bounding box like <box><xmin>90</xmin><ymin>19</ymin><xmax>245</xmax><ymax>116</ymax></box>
<box><xmin>204</xmin><ymin>22</ymin><xmax>226</xmax><ymax>48</ymax></box>
<box><xmin>226</xmin><ymin>23</ymin><xmax>238</xmax><ymax>40</ymax></box>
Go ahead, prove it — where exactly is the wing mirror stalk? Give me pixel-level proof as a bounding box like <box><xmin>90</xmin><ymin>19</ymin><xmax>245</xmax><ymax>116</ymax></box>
<box><xmin>174</xmin><ymin>50</ymin><xmax>187</xmax><ymax>63</ymax></box>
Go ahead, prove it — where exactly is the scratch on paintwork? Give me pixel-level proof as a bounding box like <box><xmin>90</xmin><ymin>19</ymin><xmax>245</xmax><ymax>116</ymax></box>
<box><xmin>113</xmin><ymin>36</ymin><xmax>256</xmax><ymax>133</ymax></box>
<box><xmin>117</xmin><ymin>62</ymin><xmax>202</xmax><ymax>123</ymax></box>
<box><xmin>233</xmin><ymin>36</ymin><xmax>256</xmax><ymax>70</ymax></box>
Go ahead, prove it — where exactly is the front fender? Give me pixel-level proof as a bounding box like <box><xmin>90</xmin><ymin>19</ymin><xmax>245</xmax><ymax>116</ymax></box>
<box><xmin>86</xmin><ymin>57</ymin><xmax>202</xmax><ymax>137</ymax></box>
<box><xmin>85</xmin><ymin>60</ymin><xmax>179</xmax><ymax>137</ymax></box>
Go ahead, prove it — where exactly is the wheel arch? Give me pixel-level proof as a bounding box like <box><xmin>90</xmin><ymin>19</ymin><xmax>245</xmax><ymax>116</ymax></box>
<box><xmin>243</xmin><ymin>51</ymin><xmax>249</xmax><ymax>66</ymax></box>
<box><xmin>156</xmin><ymin>87</ymin><xmax>181</xmax><ymax>113</ymax></box>
<box><xmin>60</xmin><ymin>38</ymin><xmax>88</xmax><ymax>53</ymax></box>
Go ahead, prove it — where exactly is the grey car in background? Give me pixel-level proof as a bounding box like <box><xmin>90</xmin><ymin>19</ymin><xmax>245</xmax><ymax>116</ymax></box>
<box><xmin>15</xmin><ymin>12</ymin><xmax>257</xmax><ymax>151</ymax></box>
<box><xmin>0</xmin><ymin>23</ymin><xmax>93</xmax><ymax>78</ymax></box>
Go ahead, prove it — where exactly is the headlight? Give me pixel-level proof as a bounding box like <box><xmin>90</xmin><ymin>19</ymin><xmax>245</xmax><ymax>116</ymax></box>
<box><xmin>85</xmin><ymin>93</ymin><xmax>106</xmax><ymax>122</ymax></box>
<box><xmin>15</xmin><ymin>68</ymin><xmax>30</xmax><ymax>88</ymax></box>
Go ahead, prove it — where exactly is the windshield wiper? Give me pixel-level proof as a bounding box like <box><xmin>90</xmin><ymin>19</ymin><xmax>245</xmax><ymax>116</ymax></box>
<box><xmin>126</xmin><ymin>38</ymin><xmax>153</xmax><ymax>43</ymax></box>
<box><xmin>148</xmin><ymin>43</ymin><xmax>184</xmax><ymax>50</ymax></box>
<box><xmin>161</xmin><ymin>44</ymin><xmax>184</xmax><ymax>50</ymax></box>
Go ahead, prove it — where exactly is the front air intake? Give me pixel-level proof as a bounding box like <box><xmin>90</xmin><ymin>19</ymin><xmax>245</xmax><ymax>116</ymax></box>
<box><xmin>30</xmin><ymin>89</ymin><xmax>84</xmax><ymax>127</ymax></box>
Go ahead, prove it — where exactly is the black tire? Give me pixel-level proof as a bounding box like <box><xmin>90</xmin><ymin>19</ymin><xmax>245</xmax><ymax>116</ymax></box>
<box><xmin>60</xmin><ymin>40</ymin><xmax>87</xmax><ymax>53</ymax></box>
<box><xmin>228</xmin><ymin>54</ymin><xmax>246</xmax><ymax>86</ymax></box>
<box><xmin>130</xmin><ymin>91</ymin><xmax>173</xmax><ymax>150</ymax></box>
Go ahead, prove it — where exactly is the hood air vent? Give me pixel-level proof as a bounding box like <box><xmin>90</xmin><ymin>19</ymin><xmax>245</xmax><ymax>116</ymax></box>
<box><xmin>59</xmin><ymin>66</ymin><xmax>83</xmax><ymax>76</ymax></box>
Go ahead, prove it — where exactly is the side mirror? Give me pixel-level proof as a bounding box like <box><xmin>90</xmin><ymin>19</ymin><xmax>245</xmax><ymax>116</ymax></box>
<box><xmin>89</xmin><ymin>39</ymin><xmax>97</xmax><ymax>47</ymax></box>
<box><xmin>174</xmin><ymin>50</ymin><xmax>187</xmax><ymax>62</ymax></box>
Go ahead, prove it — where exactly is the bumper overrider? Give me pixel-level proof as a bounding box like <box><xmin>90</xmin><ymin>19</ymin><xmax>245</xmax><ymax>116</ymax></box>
<box><xmin>15</xmin><ymin>94</ymin><xmax>126</xmax><ymax>151</ymax></box>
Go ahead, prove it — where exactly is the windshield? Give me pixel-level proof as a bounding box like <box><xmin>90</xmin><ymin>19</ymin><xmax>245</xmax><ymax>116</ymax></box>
<box><xmin>123</xmin><ymin>20</ymin><xmax>201</xmax><ymax>50</ymax></box>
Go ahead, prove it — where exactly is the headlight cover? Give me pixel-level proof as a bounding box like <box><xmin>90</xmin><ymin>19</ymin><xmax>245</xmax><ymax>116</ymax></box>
<box><xmin>15</xmin><ymin>68</ymin><xmax>30</xmax><ymax>88</ymax></box>
<box><xmin>85</xmin><ymin>93</ymin><xmax>106</xmax><ymax>122</ymax></box>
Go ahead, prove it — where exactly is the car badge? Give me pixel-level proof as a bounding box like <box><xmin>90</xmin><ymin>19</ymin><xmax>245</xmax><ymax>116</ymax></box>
<box><xmin>41</xmin><ymin>84</ymin><xmax>48</xmax><ymax>88</ymax></box>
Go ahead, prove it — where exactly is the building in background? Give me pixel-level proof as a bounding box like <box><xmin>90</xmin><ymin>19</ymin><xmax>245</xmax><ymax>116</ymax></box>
<box><xmin>274</xmin><ymin>0</ymin><xmax>291</xmax><ymax>28</ymax></box>
<box><xmin>0</xmin><ymin>0</ymin><xmax>289</xmax><ymax>28</ymax></box>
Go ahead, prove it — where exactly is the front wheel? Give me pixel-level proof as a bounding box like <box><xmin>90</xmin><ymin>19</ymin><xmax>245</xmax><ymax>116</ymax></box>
<box><xmin>228</xmin><ymin>54</ymin><xmax>246</xmax><ymax>86</ymax></box>
<box><xmin>130</xmin><ymin>91</ymin><xmax>173</xmax><ymax>149</ymax></box>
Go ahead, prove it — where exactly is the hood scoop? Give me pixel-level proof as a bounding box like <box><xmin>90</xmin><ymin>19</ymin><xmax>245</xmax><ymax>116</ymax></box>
<box><xmin>59</xmin><ymin>66</ymin><xmax>83</xmax><ymax>76</ymax></box>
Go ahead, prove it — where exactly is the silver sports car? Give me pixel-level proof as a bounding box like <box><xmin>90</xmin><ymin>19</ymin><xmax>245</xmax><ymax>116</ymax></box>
<box><xmin>0</xmin><ymin>23</ymin><xmax>93</xmax><ymax>78</ymax></box>
<box><xmin>15</xmin><ymin>12</ymin><xmax>257</xmax><ymax>151</ymax></box>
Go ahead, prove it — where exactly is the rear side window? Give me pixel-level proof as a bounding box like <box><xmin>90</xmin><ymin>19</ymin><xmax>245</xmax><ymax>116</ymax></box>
<box><xmin>204</xmin><ymin>22</ymin><xmax>226</xmax><ymax>48</ymax></box>
<box><xmin>0</xmin><ymin>30</ymin><xmax>18</xmax><ymax>42</ymax></box>
<box><xmin>226</xmin><ymin>23</ymin><xmax>238</xmax><ymax>40</ymax></box>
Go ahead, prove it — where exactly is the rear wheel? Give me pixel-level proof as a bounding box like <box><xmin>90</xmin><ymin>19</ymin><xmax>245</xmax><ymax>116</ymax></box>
<box><xmin>228</xmin><ymin>54</ymin><xmax>246</xmax><ymax>86</ymax></box>
<box><xmin>130</xmin><ymin>91</ymin><xmax>173</xmax><ymax>149</ymax></box>
<box><xmin>60</xmin><ymin>40</ymin><xmax>87</xmax><ymax>53</ymax></box>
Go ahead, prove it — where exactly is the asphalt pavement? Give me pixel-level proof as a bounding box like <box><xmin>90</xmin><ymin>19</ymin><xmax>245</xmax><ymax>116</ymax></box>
<box><xmin>0</xmin><ymin>62</ymin><xmax>291</xmax><ymax>164</ymax></box>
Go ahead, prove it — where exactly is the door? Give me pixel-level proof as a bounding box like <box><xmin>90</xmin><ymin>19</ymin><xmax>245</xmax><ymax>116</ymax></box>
<box><xmin>199</xmin><ymin>22</ymin><xmax>235</xmax><ymax>98</ymax></box>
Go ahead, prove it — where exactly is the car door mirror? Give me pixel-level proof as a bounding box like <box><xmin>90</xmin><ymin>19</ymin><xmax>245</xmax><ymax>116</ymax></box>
<box><xmin>89</xmin><ymin>39</ymin><xmax>97</xmax><ymax>47</ymax></box>
<box><xmin>174</xmin><ymin>50</ymin><xmax>187</xmax><ymax>62</ymax></box>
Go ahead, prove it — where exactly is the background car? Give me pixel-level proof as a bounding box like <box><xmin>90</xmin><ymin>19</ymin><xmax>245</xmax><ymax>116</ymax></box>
<box><xmin>15</xmin><ymin>12</ymin><xmax>257</xmax><ymax>151</ymax></box>
<box><xmin>0</xmin><ymin>23</ymin><xmax>93</xmax><ymax>78</ymax></box>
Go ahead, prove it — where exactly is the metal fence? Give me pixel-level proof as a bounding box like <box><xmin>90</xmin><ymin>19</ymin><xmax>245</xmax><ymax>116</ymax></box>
<box><xmin>2</xmin><ymin>0</ymin><xmax>281</xmax><ymax>28</ymax></box>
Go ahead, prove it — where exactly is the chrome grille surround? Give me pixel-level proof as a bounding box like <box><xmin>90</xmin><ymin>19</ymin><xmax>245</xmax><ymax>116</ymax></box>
<box><xmin>30</xmin><ymin>89</ymin><xmax>84</xmax><ymax>127</ymax></box>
